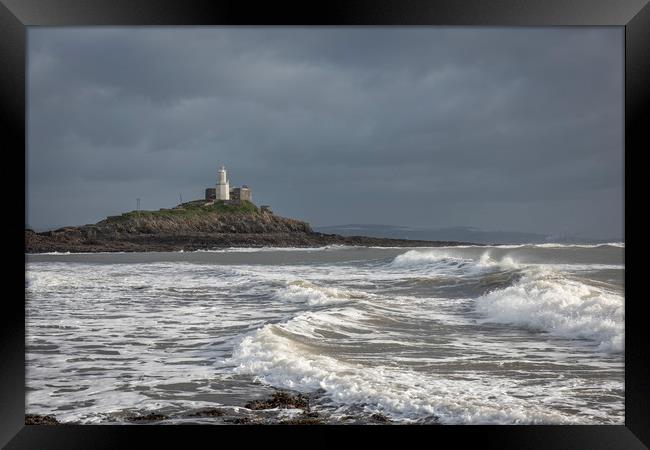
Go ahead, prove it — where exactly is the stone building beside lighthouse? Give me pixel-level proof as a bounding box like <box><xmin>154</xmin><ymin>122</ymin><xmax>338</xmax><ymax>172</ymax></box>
<box><xmin>205</xmin><ymin>165</ymin><xmax>252</xmax><ymax>203</ymax></box>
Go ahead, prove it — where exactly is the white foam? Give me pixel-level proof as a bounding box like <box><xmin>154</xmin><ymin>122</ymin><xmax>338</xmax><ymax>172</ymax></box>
<box><xmin>194</xmin><ymin>245</ymin><xmax>358</xmax><ymax>253</ymax></box>
<box><xmin>390</xmin><ymin>249</ymin><xmax>622</xmax><ymax>276</ymax></box>
<box><xmin>433</xmin><ymin>243</ymin><xmax>624</xmax><ymax>249</ymax></box>
<box><xmin>273</xmin><ymin>280</ymin><xmax>371</xmax><ymax>306</ymax></box>
<box><xmin>531</xmin><ymin>242</ymin><xmax>624</xmax><ymax>248</ymax></box>
<box><xmin>475</xmin><ymin>269</ymin><xmax>624</xmax><ymax>353</ymax></box>
<box><xmin>477</xmin><ymin>252</ymin><xmax>520</xmax><ymax>269</ymax></box>
<box><xmin>227</xmin><ymin>323</ymin><xmax>590</xmax><ymax>424</ymax></box>
<box><xmin>390</xmin><ymin>250</ymin><xmax>521</xmax><ymax>277</ymax></box>
<box><xmin>392</xmin><ymin>250</ymin><xmax>456</xmax><ymax>266</ymax></box>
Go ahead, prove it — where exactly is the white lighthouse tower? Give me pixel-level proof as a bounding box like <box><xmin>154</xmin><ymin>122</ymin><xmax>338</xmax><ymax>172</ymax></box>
<box><xmin>216</xmin><ymin>165</ymin><xmax>230</xmax><ymax>200</ymax></box>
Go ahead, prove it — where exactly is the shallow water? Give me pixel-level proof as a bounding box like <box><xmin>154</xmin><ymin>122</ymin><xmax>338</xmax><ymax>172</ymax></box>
<box><xmin>25</xmin><ymin>244</ymin><xmax>624</xmax><ymax>424</ymax></box>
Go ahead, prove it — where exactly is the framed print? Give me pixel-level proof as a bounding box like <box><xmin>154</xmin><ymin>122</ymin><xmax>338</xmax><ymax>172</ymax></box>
<box><xmin>2</xmin><ymin>0</ymin><xmax>648</xmax><ymax>448</ymax></box>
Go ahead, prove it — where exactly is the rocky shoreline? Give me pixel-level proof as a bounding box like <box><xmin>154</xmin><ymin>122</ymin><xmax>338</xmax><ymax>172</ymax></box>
<box><xmin>25</xmin><ymin>229</ymin><xmax>479</xmax><ymax>253</ymax></box>
<box><xmin>25</xmin><ymin>391</ymin><xmax>434</xmax><ymax>425</ymax></box>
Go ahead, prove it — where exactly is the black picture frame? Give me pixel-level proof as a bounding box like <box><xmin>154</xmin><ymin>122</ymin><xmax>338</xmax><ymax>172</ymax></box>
<box><xmin>2</xmin><ymin>0</ymin><xmax>647</xmax><ymax>448</ymax></box>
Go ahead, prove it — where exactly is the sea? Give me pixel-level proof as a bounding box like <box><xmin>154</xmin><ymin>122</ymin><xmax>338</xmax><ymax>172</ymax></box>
<box><xmin>25</xmin><ymin>243</ymin><xmax>625</xmax><ymax>425</ymax></box>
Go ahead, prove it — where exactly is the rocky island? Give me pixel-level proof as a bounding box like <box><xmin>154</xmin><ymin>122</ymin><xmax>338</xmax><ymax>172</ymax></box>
<box><xmin>25</xmin><ymin>199</ymin><xmax>477</xmax><ymax>253</ymax></box>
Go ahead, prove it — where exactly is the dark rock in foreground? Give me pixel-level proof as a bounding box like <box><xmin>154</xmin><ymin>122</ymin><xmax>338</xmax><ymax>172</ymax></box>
<box><xmin>125</xmin><ymin>413</ymin><xmax>169</xmax><ymax>423</ymax></box>
<box><xmin>279</xmin><ymin>417</ymin><xmax>324</xmax><ymax>425</ymax></box>
<box><xmin>226</xmin><ymin>417</ymin><xmax>252</xmax><ymax>424</ymax></box>
<box><xmin>25</xmin><ymin>414</ymin><xmax>60</xmax><ymax>425</ymax></box>
<box><xmin>371</xmin><ymin>413</ymin><xmax>390</xmax><ymax>423</ymax></box>
<box><xmin>245</xmin><ymin>391</ymin><xmax>310</xmax><ymax>410</ymax></box>
<box><xmin>188</xmin><ymin>408</ymin><xmax>226</xmax><ymax>417</ymax></box>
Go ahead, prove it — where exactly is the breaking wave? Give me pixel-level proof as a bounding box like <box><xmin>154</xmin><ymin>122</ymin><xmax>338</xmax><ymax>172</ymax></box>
<box><xmin>390</xmin><ymin>249</ymin><xmax>520</xmax><ymax>274</ymax></box>
<box><xmin>227</xmin><ymin>320</ymin><xmax>583</xmax><ymax>424</ymax></box>
<box><xmin>475</xmin><ymin>269</ymin><xmax>624</xmax><ymax>353</ymax></box>
<box><xmin>273</xmin><ymin>280</ymin><xmax>371</xmax><ymax>306</ymax></box>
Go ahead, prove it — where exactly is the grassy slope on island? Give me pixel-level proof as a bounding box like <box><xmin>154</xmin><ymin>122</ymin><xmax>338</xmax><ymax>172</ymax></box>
<box><xmin>112</xmin><ymin>199</ymin><xmax>260</xmax><ymax>221</ymax></box>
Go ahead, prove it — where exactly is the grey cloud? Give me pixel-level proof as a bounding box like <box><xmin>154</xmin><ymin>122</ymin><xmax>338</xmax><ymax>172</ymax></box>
<box><xmin>27</xmin><ymin>27</ymin><xmax>623</xmax><ymax>239</ymax></box>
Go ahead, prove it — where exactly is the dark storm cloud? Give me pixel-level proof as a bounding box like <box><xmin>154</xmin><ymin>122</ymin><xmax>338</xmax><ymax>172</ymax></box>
<box><xmin>27</xmin><ymin>27</ymin><xmax>623</xmax><ymax>238</ymax></box>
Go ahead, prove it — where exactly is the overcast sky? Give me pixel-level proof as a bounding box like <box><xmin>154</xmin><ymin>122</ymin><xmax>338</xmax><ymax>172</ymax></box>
<box><xmin>27</xmin><ymin>27</ymin><xmax>623</xmax><ymax>238</ymax></box>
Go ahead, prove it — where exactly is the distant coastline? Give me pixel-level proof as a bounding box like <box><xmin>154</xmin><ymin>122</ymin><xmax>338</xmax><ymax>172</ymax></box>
<box><xmin>314</xmin><ymin>224</ymin><xmax>621</xmax><ymax>246</ymax></box>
